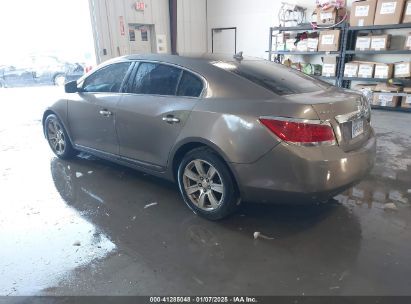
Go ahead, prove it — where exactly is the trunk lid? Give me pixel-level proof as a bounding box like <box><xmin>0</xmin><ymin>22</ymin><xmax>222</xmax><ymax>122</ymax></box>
<box><xmin>283</xmin><ymin>88</ymin><xmax>372</xmax><ymax>152</ymax></box>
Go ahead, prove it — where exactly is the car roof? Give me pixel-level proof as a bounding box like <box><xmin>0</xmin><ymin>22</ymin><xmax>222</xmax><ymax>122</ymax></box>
<box><xmin>95</xmin><ymin>53</ymin><xmax>277</xmax><ymax>100</ymax></box>
<box><xmin>116</xmin><ymin>53</ymin><xmax>264</xmax><ymax>72</ymax></box>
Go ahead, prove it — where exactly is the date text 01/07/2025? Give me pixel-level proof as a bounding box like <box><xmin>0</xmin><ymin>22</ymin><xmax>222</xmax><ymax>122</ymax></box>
<box><xmin>149</xmin><ymin>296</ymin><xmax>258</xmax><ymax>303</ymax></box>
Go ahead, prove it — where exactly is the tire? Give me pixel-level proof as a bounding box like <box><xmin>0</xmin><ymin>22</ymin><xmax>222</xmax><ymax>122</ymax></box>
<box><xmin>44</xmin><ymin>114</ymin><xmax>76</xmax><ymax>159</ymax></box>
<box><xmin>177</xmin><ymin>147</ymin><xmax>240</xmax><ymax>220</ymax></box>
<box><xmin>53</xmin><ymin>74</ymin><xmax>66</xmax><ymax>86</ymax></box>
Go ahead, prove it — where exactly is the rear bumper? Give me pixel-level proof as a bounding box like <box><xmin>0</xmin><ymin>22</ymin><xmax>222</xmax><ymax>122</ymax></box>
<box><xmin>232</xmin><ymin>128</ymin><xmax>376</xmax><ymax>204</ymax></box>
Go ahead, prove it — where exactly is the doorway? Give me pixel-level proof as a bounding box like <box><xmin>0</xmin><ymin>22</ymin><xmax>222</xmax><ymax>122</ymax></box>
<box><xmin>128</xmin><ymin>24</ymin><xmax>154</xmax><ymax>54</ymax></box>
<box><xmin>211</xmin><ymin>27</ymin><xmax>237</xmax><ymax>54</ymax></box>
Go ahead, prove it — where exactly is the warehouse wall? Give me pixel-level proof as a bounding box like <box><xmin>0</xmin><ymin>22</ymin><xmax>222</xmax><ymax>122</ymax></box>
<box><xmin>205</xmin><ymin>0</ymin><xmax>318</xmax><ymax>59</ymax></box>
<box><xmin>203</xmin><ymin>0</ymin><xmax>369</xmax><ymax>59</ymax></box>
<box><xmin>88</xmin><ymin>0</ymin><xmax>408</xmax><ymax>65</ymax></box>
<box><xmin>89</xmin><ymin>0</ymin><xmax>171</xmax><ymax>63</ymax></box>
<box><xmin>177</xmin><ymin>0</ymin><xmax>207</xmax><ymax>54</ymax></box>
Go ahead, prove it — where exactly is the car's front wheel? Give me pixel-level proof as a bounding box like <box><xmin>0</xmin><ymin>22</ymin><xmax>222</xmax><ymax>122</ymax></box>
<box><xmin>45</xmin><ymin>114</ymin><xmax>76</xmax><ymax>159</ymax></box>
<box><xmin>177</xmin><ymin>147</ymin><xmax>240</xmax><ymax>220</ymax></box>
<box><xmin>53</xmin><ymin>74</ymin><xmax>66</xmax><ymax>86</ymax></box>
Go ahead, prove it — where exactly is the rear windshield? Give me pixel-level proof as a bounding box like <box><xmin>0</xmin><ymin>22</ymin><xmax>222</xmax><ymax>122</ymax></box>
<box><xmin>214</xmin><ymin>60</ymin><xmax>329</xmax><ymax>96</ymax></box>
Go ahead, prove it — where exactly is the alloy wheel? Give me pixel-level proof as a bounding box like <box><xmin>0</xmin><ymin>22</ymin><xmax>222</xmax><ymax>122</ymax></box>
<box><xmin>47</xmin><ymin>118</ymin><xmax>66</xmax><ymax>155</ymax></box>
<box><xmin>182</xmin><ymin>159</ymin><xmax>224</xmax><ymax>211</ymax></box>
<box><xmin>54</xmin><ymin>75</ymin><xmax>66</xmax><ymax>86</ymax></box>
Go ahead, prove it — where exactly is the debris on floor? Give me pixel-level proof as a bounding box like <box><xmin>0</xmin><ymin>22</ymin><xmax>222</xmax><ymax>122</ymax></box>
<box><xmin>339</xmin><ymin>270</ymin><xmax>349</xmax><ymax>281</ymax></box>
<box><xmin>389</xmin><ymin>190</ymin><xmax>408</xmax><ymax>204</ymax></box>
<box><xmin>144</xmin><ymin>202</ymin><xmax>158</xmax><ymax>209</ymax></box>
<box><xmin>352</xmin><ymin>187</ymin><xmax>364</xmax><ymax>199</ymax></box>
<box><xmin>131</xmin><ymin>216</ymin><xmax>137</xmax><ymax>221</ymax></box>
<box><xmin>73</xmin><ymin>241</ymin><xmax>81</xmax><ymax>246</ymax></box>
<box><xmin>75</xmin><ymin>172</ymin><xmax>83</xmax><ymax>178</ymax></box>
<box><xmin>192</xmin><ymin>276</ymin><xmax>204</xmax><ymax>285</ymax></box>
<box><xmin>87</xmin><ymin>171</ymin><xmax>93</xmax><ymax>174</ymax></box>
<box><xmin>383</xmin><ymin>203</ymin><xmax>398</xmax><ymax>211</ymax></box>
<box><xmin>253</xmin><ymin>231</ymin><xmax>274</xmax><ymax>240</ymax></box>
<box><xmin>373</xmin><ymin>191</ymin><xmax>387</xmax><ymax>202</ymax></box>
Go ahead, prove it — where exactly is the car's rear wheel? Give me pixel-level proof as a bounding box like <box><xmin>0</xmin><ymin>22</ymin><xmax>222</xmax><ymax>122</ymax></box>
<box><xmin>54</xmin><ymin>74</ymin><xmax>66</xmax><ymax>86</ymax></box>
<box><xmin>45</xmin><ymin>114</ymin><xmax>76</xmax><ymax>159</ymax></box>
<box><xmin>177</xmin><ymin>147</ymin><xmax>239</xmax><ymax>220</ymax></box>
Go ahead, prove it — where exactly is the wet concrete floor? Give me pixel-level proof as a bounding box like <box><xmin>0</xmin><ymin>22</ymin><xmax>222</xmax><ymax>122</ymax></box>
<box><xmin>0</xmin><ymin>87</ymin><xmax>410</xmax><ymax>296</ymax></box>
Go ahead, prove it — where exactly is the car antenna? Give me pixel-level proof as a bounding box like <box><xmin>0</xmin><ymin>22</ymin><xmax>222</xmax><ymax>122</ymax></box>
<box><xmin>233</xmin><ymin>51</ymin><xmax>243</xmax><ymax>61</ymax></box>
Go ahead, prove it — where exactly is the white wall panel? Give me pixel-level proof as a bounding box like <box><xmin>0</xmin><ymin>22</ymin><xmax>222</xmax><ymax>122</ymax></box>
<box><xmin>177</xmin><ymin>0</ymin><xmax>207</xmax><ymax>54</ymax></box>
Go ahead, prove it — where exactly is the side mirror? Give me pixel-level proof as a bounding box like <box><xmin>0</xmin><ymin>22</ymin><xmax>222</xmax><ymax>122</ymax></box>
<box><xmin>64</xmin><ymin>80</ymin><xmax>78</xmax><ymax>93</ymax></box>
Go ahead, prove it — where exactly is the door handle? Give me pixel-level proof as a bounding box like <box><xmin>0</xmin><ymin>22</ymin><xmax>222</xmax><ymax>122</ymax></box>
<box><xmin>99</xmin><ymin>109</ymin><xmax>112</xmax><ymax>117</ymax></box>
<box><xmin>162</xmin><ymin>115</ymin><xmax>180</xmax><ymax>124</ymax></box>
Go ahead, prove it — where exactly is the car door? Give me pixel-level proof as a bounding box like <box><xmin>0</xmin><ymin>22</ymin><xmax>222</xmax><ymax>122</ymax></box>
<box><xmin>115</xmin><ymin>62</ymin><xmax>204</xmax><ymax>169</ymax></box>
<box><xmin>67</xmin><ymin>61</ymin><xmax>133</xmax><ymax>155</ymax></box>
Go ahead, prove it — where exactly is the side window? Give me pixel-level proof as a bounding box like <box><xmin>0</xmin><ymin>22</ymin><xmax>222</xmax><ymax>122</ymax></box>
<box><xmin>177</xmin><ymin>71</ymin><xmax>204</xmax><ymax>97</ymax></box>
<box><xmin>131</xmin><ymin>62</ymin><xmax>182</xmax><ymax>95</ymax></box>
<box><xmin>83</xmin><ymin>62</ymin><xmax>131</xmax><ymax>93</ymax></box>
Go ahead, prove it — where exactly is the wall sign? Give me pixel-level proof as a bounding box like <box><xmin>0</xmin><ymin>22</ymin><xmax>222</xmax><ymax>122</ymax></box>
<box><xmin>119</xmin><ymin>16</ymin><xmax>125</xmax><ymax>36</ymax></box>
<box><xmin>135</xmin><ymin>1</ymin><xmax>145</xmax><ymax>11</ymax></box>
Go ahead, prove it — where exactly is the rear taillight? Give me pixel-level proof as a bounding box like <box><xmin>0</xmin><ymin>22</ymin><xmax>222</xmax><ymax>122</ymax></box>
<box><xmin>259</xmin><ymin>118</ymin><xmax>335</xmax><ymax>144</ymax></box>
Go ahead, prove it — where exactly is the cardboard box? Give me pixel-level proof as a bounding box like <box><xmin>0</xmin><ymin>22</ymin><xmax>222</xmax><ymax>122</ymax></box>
<box><xmin>374</xmin><ymin>63</ymin><xmax>394</xmax><ymax>78</ymax></box>
<box><xmin>322</xmin><ymin>56</ymin><xmax>337</xmax><ymax>77</ymax></box>
<box><xmin>285</xmin><ymin>38</ymin><xmax>296</xmax><ymax>51</ymax></box>
<box><xmin>307</xmin><ymin>38</ymin><xmax>319</xmax><ymax>51</ymax></box>
<box><xmin>344</xmin><ymin>62</ymin><xmax>360</xmax><ymax>77</ymax></box>
<box><xmin>370</xmin><ymin>34</ymin><xmax>391</xmax><ymax>50</ymax></box>
<box><xmin>317</xmin><ymin>7</ymin><xmax>337</xmax><ymax>25</ymax></box>
<box><xmin>375</xmin><ymin>82</ymin><xmax>403</xmax><ymax>92</ymax></box>
<box><xmin>276</xmin><ymin>42</ymin><xmax>286</xmax><ymax>51</ymax></box>
<box><xmin>356</xmin><ymin>36</ymin><xmax>372</xmax><ymax>50</ymax></box>
<box><xmin>394</xmin><ymin>61</ymin><xmax>411</xmax><ymax>77</ymax></box>
<box><xmin>350</xmin><ymin>0</ymin><xmax>378</xmax><ymax>26</ymax></box>
<box><xmin>404</xmin><ymin>33</ymin><xmax>411</xmax><ymax>50</ymax></box>
<box><xmin>276</xmin><ymin>33</ymin><xmax>285</xmax><ymax>44</ymax></box>
<box><xmin>402</xmin><ymin>0</ymin><xmax>411</xmax><ymax>22</ymax></box>
<box><xmin>358</xmin><ymin>62</ymin><xmax>375</xmax><ymax>77</ymax></box>
<box><xmin>318</xmin><ymin>30</ymin><xmax>341</xmax><ymax>52</ymax></box>
<box><xmin>400</xmin><ymin>95</ymin><xmax>411</xmax><ymax>107</ymax></box>
<box><xmin>272</xmin><ymin>33</ymin><xmax>284</xmax><ymax>50</ymax></box>
<box><xmin>374</xmin><ymin>0</ymin><xmax>406</xmax><ymax>25</ymax></box>
<box><xmin>401</xmin><ymin>87</ymin><xmax>411</xmax><ymax>107</ymax></box>
<box><xmin>373</xmin><ymin>93</ymin><xmax>401</xmax><ymax>106</ymax></box>
<box><xmin>317</xmin><ymin>7</ymin><xmax>348</xmax><ymax>25</ymax></box>
<box><xmin>296</xmin><ymin>40</ymin><xmax>308</xmax><ymax>52</ymax></box>
<box><xmin>274</xmin><ymin>33</ymin><xmax>290</xmax><ymax>50</ymax></box>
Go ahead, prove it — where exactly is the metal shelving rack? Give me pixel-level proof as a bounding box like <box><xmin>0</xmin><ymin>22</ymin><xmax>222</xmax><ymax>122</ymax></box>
<box><xmin>342</xmin><ymin>23</ymin><xmax>411</xmax><ymax>113</ymax></box>
<box><xmin>268</xmin><ymin>22</ymin><xmax>411</xmax><ymax>112</ymax></box>
<box><xmin>268</xmin><ymin>23</ymin><xmax>347</xmax><ymax>87</ymax></box>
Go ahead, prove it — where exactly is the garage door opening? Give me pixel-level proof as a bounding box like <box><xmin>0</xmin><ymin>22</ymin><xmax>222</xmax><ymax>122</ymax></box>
<box><xmin>0</xmin><ymin>0</ymin><xmax>95</xmax><ymax>88</ymax></box>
